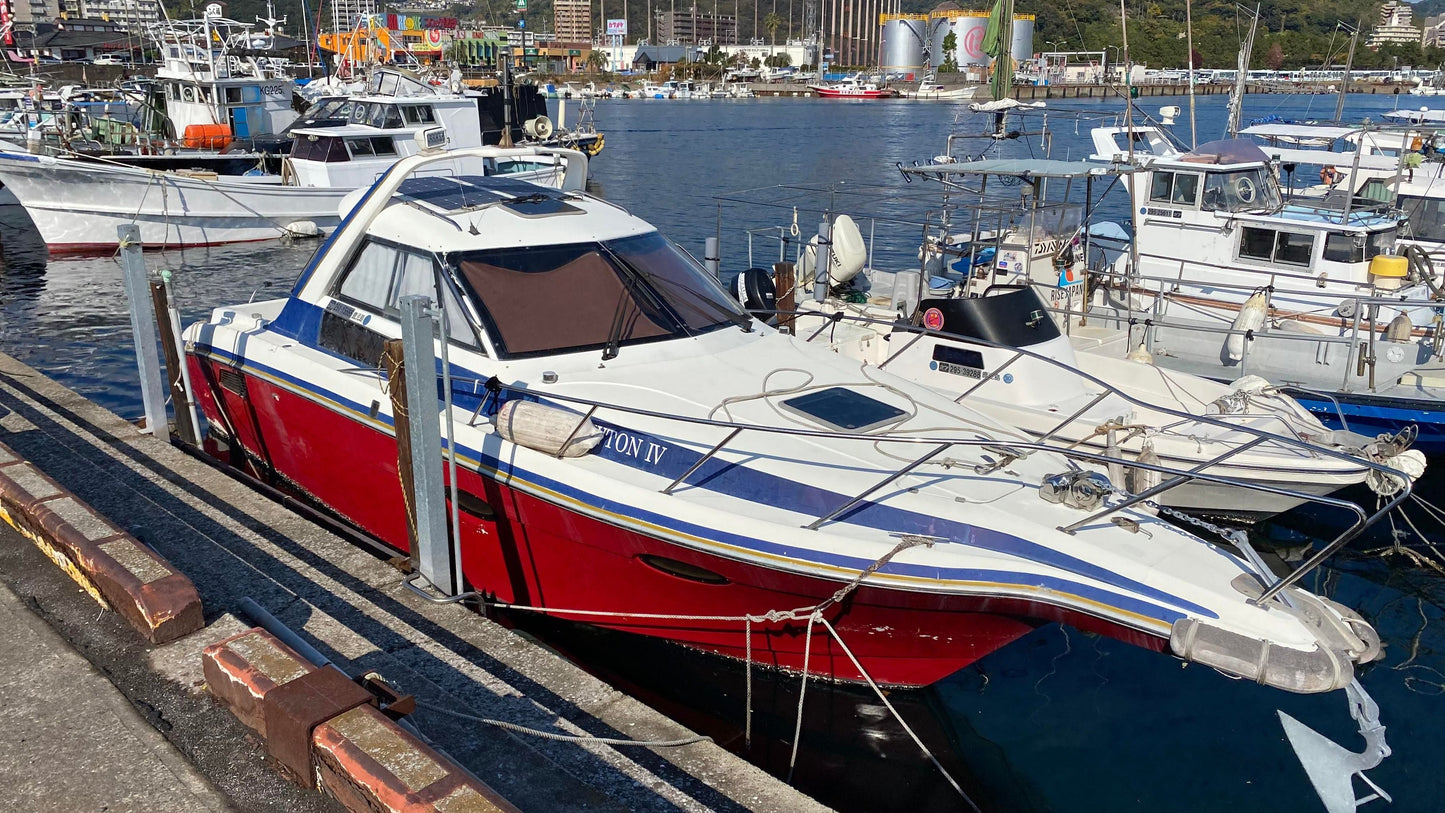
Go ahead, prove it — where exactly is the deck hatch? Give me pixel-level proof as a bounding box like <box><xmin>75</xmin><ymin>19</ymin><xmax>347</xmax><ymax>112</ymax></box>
<box><xmin>779</xmin><ymin>387</ymin><xmax>907</xmax><ymax>433</ymax></box>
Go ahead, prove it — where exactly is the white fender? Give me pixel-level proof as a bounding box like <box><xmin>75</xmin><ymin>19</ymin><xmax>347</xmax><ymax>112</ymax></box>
<box><xmin>494</xmin><ymin>400</ymin><xmax>602</xmax><ymax>458</ymax></box>
<box><xmin>1227</xmin><ymin>292</ymin><xmax>1269</xmax><ymax>362</ymax></box>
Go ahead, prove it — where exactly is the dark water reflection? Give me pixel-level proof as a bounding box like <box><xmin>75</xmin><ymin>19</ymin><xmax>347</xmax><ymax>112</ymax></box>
<box><xmin>1</xmin><ymin>92</ymin><xmax>1444</xmax><ymax>812</ymax></box>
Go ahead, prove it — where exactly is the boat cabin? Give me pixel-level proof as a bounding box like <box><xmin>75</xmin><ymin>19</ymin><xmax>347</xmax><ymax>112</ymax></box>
<box><xmin>1104</xmin><ymin>135</ymin><xmax>1403</xmax><ymax>290</ymax></box>
<box><xmin>287</xmin><ymin>96</ymin><xmax>480</xmax><ymax>188</ymax></box>
<box><xmin>149</xmin><ymin>13</ymin><xmax>298</xmax><ymax>140</ymax></box>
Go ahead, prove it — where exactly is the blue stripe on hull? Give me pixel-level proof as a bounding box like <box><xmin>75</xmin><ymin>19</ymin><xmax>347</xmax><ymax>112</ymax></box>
<box><xmin>1288</xmin><ymin>390</ymin><xmax>1445</xmax><ymax>454</ymax></box>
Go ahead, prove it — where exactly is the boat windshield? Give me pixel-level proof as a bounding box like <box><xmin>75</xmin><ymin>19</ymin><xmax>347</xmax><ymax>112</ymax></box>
<box><xmin>1400</xmin><ymin>195</ymin><xmax>1445</xmax><ymax>244</ymax></box>
<box><xmin>453</xmin><ymin>232</ymin><xmax>749</xmax><ymax>358</ymax></box>
<box><xmin>1201</xmin><ymin>168</ymin><xmax>1281</xmax><ymax>212</ymax></box>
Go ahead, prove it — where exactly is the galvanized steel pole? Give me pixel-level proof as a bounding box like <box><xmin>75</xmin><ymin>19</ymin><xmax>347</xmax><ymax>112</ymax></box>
<box><xmin>398</xmin><ymin>295</ymin><xmax>457</xmax><ymax>596</ymax></box>
<box><xmin>118</xmin><ymin>224</ymin><xmax>169</xmax><ymax>443</ymax></box>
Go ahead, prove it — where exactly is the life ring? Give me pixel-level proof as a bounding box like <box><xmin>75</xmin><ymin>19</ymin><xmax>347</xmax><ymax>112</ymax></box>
<box><xmin>1234</xmin><ymin>175</ymin><xmax>1258</xmax><ymax>205</ymax></box>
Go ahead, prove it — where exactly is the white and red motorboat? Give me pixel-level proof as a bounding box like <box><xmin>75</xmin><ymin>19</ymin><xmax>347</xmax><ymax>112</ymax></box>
<box><xmin>809</xmin><ymin>75</ymin><xmax>897</xmax><ymax>99</ymax></box>
<box><xmin>182</xmin><ymin>146</ymin><xmax>1381</xmax><ymax>691</ymax></box>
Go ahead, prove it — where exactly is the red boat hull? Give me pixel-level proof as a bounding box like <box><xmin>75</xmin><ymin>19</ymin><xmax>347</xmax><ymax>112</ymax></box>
<box><xmin>188</xmin><ymin>354</ymin><xmax>1165</xmax><ymax>686</ymax></box>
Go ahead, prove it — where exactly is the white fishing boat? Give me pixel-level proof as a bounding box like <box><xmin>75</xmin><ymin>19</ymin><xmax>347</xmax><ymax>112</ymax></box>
<box><xmin>900</xmin><ymin>140</ymin><xmax>1445</xmax><ymax>450</ymax></box>
<box><xmin>181</xmin><ymin>145</ymin><xmax>1390</xmax><ymax>701</ymax></box>
<box><xmin>900</xmin><ymin>74</ymin><xmax>974</xmax><ymax>101</ymax></box>
<box><xmin>731</xmin><ymin>207</ymin><xmax>1416</xmax><ymax>519</ymax></box>
<box><xmin>0</xmin><ymin>71</ymin><xmax>583</xmax><ymax>252</ymax></box>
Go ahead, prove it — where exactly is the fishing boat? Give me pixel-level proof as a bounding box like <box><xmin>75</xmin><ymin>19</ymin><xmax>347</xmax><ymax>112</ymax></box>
<box><xmin>0</xmin><ymin>71</ymin><xmax>584</xmax><ymax>252</ymax></box>
<box><xmin>181</xmin><ymin>145</ymin><xmax>1389</xmax><ymax>697</ymax></box>
<box><xmin>900</xmin><ymin>74</ymin><xmax>974</xmax><ymax>101</ymax></box>
<box><xmin>728</xmin><ymin>199</ymin><xmax>1419</xmax><ymax>519</ymax></box>
<box><xmin>809</xmin><ymin>75</ymin><xmax>897</xmax><ymax>99</ymax></box>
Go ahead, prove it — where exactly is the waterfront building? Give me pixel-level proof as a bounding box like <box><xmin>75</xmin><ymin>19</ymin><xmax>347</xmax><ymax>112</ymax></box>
<box><xmin>1367</xmin><ymin>1</ymin><xmax>1422</xmax><ymax>48</ymax></box>
<box><xmin>554</xmin><ymin>0</ymin><xmax>590</xmax><ymax>43</ymax></box>
<box><xmin>653</xmin><ymin>9</ymin><xmax>737</xmax><ymax>45</ymax></box>
<box><xmin>330</xmin><ymin>0</ymin><xmax>378</xmax><ymax>31</ymax></box>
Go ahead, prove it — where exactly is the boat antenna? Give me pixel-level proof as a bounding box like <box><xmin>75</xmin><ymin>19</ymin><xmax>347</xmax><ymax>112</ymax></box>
<box><xmin>1333</xmin><ymin>21</ymin><xmax>1358</xmax><ymax>123</ymax></box>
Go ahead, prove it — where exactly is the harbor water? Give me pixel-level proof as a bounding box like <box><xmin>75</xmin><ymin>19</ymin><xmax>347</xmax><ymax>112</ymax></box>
<box><xmin>3</xmin><ymin>91</ymin><xmax>1444</xmax><ymax>812</ymax></box>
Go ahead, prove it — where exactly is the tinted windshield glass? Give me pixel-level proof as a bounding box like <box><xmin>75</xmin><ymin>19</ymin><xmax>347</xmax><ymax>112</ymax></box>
<box><xmin>1402</xmin><ymin>196</ymin><xmax>1445</xmax><ymax>243</ymax></box>
<box><xmin>454</xmin><ymin>232</ymin><xmax>746</xmax><ymax>358</ymax></box>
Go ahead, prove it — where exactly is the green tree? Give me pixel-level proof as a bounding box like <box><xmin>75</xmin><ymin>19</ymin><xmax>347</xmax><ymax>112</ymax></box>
<box><xmin>585</xmin><ymin>49</ymin><xmax>607</xmax><ymax>73</ymax></box>
<box><xmin>763</xmin><ymin>12</ymin><xmax>784</xmax><ymax>52</ymax></box>
<box><xmin>940</xmin><ymin>31</ymin><xmax>958</xmax><ymax>73</ymax></box>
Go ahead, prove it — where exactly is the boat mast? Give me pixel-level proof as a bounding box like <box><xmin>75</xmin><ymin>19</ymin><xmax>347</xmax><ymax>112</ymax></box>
<box><xmin>1184</xmin><ymin>0</ymin><xmax>1196</xmax><ymax>147</ymax></box>
<box><xmin>1224</xmin><ymin>4</ymin><xmax>1258</xmax><ymax>138</ymax></box>
<box><xmin>1333</xmin><ymin>21</ymin><xmax>1358</xmax><ymax>122</ymax></box>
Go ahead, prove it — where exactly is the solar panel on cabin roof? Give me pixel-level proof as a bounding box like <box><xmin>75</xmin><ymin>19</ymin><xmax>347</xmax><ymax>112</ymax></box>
<box><xmin>394</xmin><ymin>175</ymin><xmax>578</xmax><ymax>216</ymax></box>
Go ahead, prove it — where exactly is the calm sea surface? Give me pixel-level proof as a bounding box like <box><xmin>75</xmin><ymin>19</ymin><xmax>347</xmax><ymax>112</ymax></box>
<box><xmin>2</xmin><ymin>91</ymin><xmax>1443</xmax><ymax>812</ymax></box>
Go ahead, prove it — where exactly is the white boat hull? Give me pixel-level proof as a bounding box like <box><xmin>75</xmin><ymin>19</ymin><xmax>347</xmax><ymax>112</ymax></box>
<box><xmin>0</xmin><ymin>151</ymin><xmax>346</xmax><ymax>252</ymax></box>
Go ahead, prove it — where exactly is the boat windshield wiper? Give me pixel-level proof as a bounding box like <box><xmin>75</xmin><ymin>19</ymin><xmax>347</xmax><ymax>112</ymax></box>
<box><xmin>601</xmin><ymin>268</ymin><xmax>644</xmax><ymax>361</ymax></box>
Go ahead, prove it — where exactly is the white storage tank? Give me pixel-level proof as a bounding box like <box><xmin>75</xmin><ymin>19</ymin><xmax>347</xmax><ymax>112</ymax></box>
<box><xmin>879</xmin><ymin>13</ymin><xmax>929</xmax><ymax>73</ymax></box>
<box><xmin>1011</xmin><ymin>15</ymin><xmax>1035</xmax><ymax>66</ymax></box>
<box><xmin>925</xmin><ymin>9</ymin><xmax>1028</xmax><ymax>69</ymax></box>
<box><xmin>954</xmin><ymin>12</ymin><xmax>991</xmax><ymax>67</ymax></box>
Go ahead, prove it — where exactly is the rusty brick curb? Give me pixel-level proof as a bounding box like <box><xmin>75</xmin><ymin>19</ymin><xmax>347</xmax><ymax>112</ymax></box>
<box><xmin>205</xmin><ymin>627</ymin><xmax>520</xmax><ymax>813</ymax></box>
<box><xmin>0</xmin><ymin>441</ymin><xmax>203</xmax><ymax>644</ymax></box>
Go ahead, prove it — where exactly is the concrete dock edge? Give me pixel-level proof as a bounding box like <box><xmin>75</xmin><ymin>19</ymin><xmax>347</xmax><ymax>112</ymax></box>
<box><xmin>0</xmin><ymin>439</ymin><xmax>203</xmax><ymax>643</ymax></box>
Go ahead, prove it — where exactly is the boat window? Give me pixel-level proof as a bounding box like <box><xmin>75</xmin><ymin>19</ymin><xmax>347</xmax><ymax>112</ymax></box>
<box><xmin>1148</xmin><ymin>171</ymin><xmax>1200</xmax><ymax>206</ymax></box>
<box><xmin>334</xmin><ymin>240</ymin><xmax>478</xmax><ymax>348</ymax></box>
<box><xmin>403</xmin><ymin>105</ymin><xmax>436</xmax><ymax>124</ymax></box>
<box><xmin>1322</xmin><ymin>230</ymin><xmax>1391</xmax><ymax>263</ymax></box>
<box><xmin>1275</xmin><ymin>231</ymin><xmax>1314</xmax><ymax>265</ymax></box>
<box><xmin>1239</xmin><ymin>227</ymin><xmax>1313</xmax><ymax>266</ymax></box>
<box><xmin>1201</xmin><ymin>168</ymin><xmax>1281</xmax><ymax>212</ymax></box>
<box><xmin>1171</xmin><ymin>172</ymin><xmax>1200</xmax><ymax>205</ymax></box>
<box><xmin>338</xmin><ymin>241</ymin><xmax>399</xmax><ymax>310</ymax></box>
<box><xmin>1323</xmin><ymin>232</ymin><xmax>1366</xmax><ymax>263</ymax></box>
<box><xmin>225</xmin><ymin>87</ymin><xmax>242</xmax><ymax>104</ymax></box>
<box><xmin>1239</xmin><ymin>227</ymin><xmax>1276</xmax><ymax>260</ymax></box>
<box><xmin>181</xmin><ymin>86</ymin><xmax>197</xmax><ymax>103</ymax></box>
<box><xmin>347</xmin><ymin>137</ymin><xmax>375</xmax><ymax>157</ymax></box>
<box><xmin>372</xmin><ymin>137</ymin><xmax>396</xmax><ymax>155</ymax></box>
<box><xmin>292</xmin><ymin>134</ymin><xmax>348</xmax><ymax>162</ymax></box>
<box><xmin>349</xmin><ymin>102</ymin><xmax>370</xmax><ymax>124</ymax></box>
<box><xmin>1149</xmin><ymin>171</ymin><xmax>1174</xmax><ymax>203</ymax></box>
<box><xmin>453</xmin><ymin>232</ymin><xmax>747</xmax><ymax>358</ymax></box>
<box><xmin>1401</xmin><ymin>195</ymin><xmax>1445</xmax><ymax>243</ymax></box>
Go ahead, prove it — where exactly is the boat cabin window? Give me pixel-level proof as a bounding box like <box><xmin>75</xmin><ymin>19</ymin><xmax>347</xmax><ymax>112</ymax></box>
<box><xmin>403</xmin><ymin>105</ymin><xmax>436</xmax><ymax>124</ymax></box>
<box><xmin>181</xmin><ymin>86</ymin><xmax>198</xmax><ymax>103</ymax></box>
<box><xmin>349</xmin><ymin>102</ymin><xmax>405</xmax><ymax>129</ymax></box>
<box><xmin>345</xmin><ymin>137</ymin><xmax>397</xmax><ymax>158</ymax></box>
<box><xmin>291</xmin><ymin>135</ymin><xmax>348</xmax><ymax>162</ymax></box>
<box><xmin>1322</xmin><ymin>229</ymin><xmax>1395</xmax><ymax>263</ymax></box>
<box><xmin>225</xmin><ymin>87</ymin><xmax>243</xmax><ymax>104</ymax></box>
<box><xmin>1201</xmin><ymin>168</ymin><xmax>1280</xmax><ymax>212</ymax></box>
<box><xmin>1239</xmin><ymin>227</ymin><xmax>1314</xmax><ymax>266</ymax></box>
<box><xmin>452</xmin><ymin>232</ymin><xmax>747</xmax><ymax>359</ymax></box>
<box><xmin>1402</xmin><ymin>195</ymin><xmax>1445</xmax><ymax>243</ymax></box>
<box><xmin>1148</xmin><ymin>171</ymin><xmax>1200</xmax><ymax>206</ymax></box>
<box><xmin>333</xmin><ymin>240</ymin><xmax>477</xmax><ymax>347</ymax></box>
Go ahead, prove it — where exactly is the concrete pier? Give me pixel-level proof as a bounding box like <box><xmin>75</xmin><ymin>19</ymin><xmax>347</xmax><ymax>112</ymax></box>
<box><xmin>0</xmin><ymin>351</ymin><xmax>829</xmax><ymax>813</ymax></box>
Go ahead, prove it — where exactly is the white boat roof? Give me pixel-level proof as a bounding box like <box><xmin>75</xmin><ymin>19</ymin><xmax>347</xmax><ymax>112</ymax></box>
<box><xmin>364</xmin><ymin>175</ymin><xmax>651</xmax><ymax>256</ymax></box>
<box><xmin>904</xmin><ymin>158</ymin><xmax>1130</xmax><ymax>179</ymax></box>
<box><xmin>1239</xmin><ymin>123</ymin><xmax>1357</xmax><ymax>142</ymax></box>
